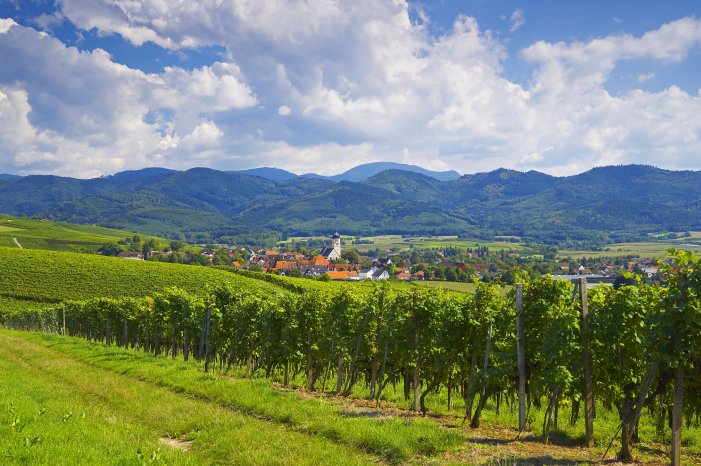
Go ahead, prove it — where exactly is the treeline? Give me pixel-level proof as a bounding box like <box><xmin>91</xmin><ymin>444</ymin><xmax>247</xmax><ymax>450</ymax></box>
<box><xmin>2</xmin><ymin>251</ymin><xmax>700</xmax><ymax>463</ymax></box>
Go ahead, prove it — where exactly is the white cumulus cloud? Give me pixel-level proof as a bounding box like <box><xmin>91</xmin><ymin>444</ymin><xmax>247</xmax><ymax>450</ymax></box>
<box><xmin>0</xmin><ymin>3</ymin><xmax>699</xmax><ymax>177</ymax></box>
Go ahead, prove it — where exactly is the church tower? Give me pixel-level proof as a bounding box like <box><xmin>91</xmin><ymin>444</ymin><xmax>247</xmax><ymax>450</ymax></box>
<box><xmin>320</xmin><ymin>232</ymin><xmax>342</xmax><ymax>261</ymax></box>
<box><xmin>331</xmin><ymin>232</ymin><xmax>341</xmax><ymax>254</ymax></box>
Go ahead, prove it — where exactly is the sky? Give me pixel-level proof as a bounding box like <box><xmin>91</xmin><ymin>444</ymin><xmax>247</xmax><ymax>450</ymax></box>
<box><xmin>0</xmin><ymin>1</ymin><xmax>700</xmax><ymax>178</ymax></box>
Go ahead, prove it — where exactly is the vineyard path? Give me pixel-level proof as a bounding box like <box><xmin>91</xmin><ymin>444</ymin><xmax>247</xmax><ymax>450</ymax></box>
<box><xmin>12</xmin><ymin>237</ymin><xmax>22</xmax><ymax>248</ymax></box>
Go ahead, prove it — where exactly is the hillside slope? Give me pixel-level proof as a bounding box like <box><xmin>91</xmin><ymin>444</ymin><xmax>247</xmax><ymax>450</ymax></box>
<box><xmin>0</xmin><ymin>247</ymin><xmax>281</xmax><ymax>311</ymax></box>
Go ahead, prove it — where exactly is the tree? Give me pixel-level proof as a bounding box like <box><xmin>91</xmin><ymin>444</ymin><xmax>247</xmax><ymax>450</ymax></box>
<box><xmin>98</xmin><ymin>242</ymin><xmax>123</xmax><ymax>256</ymax></box>
<box><xmin>170</xmin><ymin>240</ymin><xmax>185</xmax><ymax>252</ymax></box>
<box><xmin>341</xmin><ymin>250</ymin><xmax>360</xmax><ymax>264</ymax></box>
<box><xmin>141</xmin><ymin>238</ymin><xmax>160</xmax><ymax>254</ymax></box>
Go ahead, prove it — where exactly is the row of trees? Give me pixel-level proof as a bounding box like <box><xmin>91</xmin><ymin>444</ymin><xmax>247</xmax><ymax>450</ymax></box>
<box><xmin>2</xmin><ymin>251</ymin><xmax>700</xmax><ymax>463</ymax></box>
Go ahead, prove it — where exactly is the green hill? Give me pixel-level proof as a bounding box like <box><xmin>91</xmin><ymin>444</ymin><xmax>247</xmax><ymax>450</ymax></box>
<box><xmin>0</xmin><ymin>214</ymin><xmax>170</xmax><ymax>253</ymax></box>
<box><xmin>0</xmin><ymin>247</ymin><xmax>281</xmax><ymax>312</ymax></box>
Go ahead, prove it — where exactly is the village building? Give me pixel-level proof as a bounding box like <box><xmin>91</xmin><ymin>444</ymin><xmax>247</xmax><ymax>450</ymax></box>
<box><xmin>319</xmin><ymin>232</ymin><xmax>342</xmax><ymax>261</ymax></box>
<box><xmin>117</xmin><ymin>252</ymin><xmax>144</xmax><ymax>260</ymax></box>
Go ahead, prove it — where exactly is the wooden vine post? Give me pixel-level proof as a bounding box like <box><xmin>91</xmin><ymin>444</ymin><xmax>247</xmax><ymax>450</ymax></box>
<box><xmin>412</xmin><ymin>292</ymin><xmax>420</xmax><ymax>412</ymax></box>
<box><xmin>671</xmin><ymin>274</ymin><xmax>686</xmax><ymax>466</ymax></box>
<box><xmin>515</xmin><ymin>283</ymin><xmax>527</xmax><ymax>432</ymax></box>
<box><xmin>579</xmin><ymin>277</ymin><xmax>594</xmax><ymax>447</ymax></box>
<box><xmin>672</xmin><ymin>364</ymin><xmax>684</xmax><ymax>466</ymax></box>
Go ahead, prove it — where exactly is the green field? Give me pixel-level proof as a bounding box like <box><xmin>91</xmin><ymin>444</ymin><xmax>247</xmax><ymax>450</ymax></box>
<box><xmin>0</xmin><ymin>214</ymin><xmax>171</xmax><ymax>253</ymax></box>
<box><xmin>353</xmin><ymin>235</ymin><xmax>526</xmax><ymax>252</ymax></box>
<box><xmin>0</xmin><ymin>247</ymin><xmax>282</xmax><ymax>312</ymax></box>
<box><xmin>280</xmin><ymin>234</ymin><xmax>525</xmax><ymax>253</ymax></box>
<box><xmin>559</xmin><ymin>233</ymin><xmax>701</xmax><ymax>259</ymax></box>
<box><xmin>411</xmin><ymin>280</ymin><xmax>478</xmax><ymax>293</ymax></box>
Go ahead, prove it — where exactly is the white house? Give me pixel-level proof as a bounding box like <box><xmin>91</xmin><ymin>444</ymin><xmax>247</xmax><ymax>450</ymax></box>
<box><xmin>359</xmin><ymin>266</ymin><xmax>389</xmax><ymax>281</ymax></box>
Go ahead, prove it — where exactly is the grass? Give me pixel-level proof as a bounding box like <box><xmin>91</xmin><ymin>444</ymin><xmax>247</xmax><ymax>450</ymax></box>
<box><xmin>4</xmin><ymin>329</ymin><xmax>701</xmax><ymax>464</ymax></box>
<box><xmin>0</xmin><ymin>330</ymin><xmax>374</xmax><ymax>465</ymax></box>
<box><xmin>0</xmin><ymin>214</ymin><xmax>172</xmax><ymax>253</ymax></box>
<box><xmin>5</xmin><ymin>331</ymin><xmax>463</xmax><ymax>463</ymax></box>
<box><xmin>411</xmin><ymin>281</ymin><xmax>478</xmax><ymax>294</ymax></box>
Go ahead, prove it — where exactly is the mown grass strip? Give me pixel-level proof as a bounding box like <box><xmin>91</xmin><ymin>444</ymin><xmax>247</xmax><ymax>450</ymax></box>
<box><xmin>15</xmin><ymin>331</ymin><xmax>463</xmax><ymax>463</ymax></box>
<box><xmin>0</xmin><ymin>330</ymin><xmax>376</xmax><ymax>465</ymax></box>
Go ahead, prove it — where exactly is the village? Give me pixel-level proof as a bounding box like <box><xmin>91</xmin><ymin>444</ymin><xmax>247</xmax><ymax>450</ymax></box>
<box><xmin>109</xmin><ymin>232</ymin><xmax>664</xmax><ymax>286</ymax></box>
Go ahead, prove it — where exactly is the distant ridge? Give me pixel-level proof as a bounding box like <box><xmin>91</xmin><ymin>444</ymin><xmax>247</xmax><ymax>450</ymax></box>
<box><xmin>303</xmin><ymin>162</ymin><xmax>461</xmax><ymax>182</ymax></box>
<box><xmin>0</xmin><ymin>164</ymin><xmax>699</xmax><ymax>247</ymax></box>
<box><xmin>109</xmin><ymin>167</ymin><xmax>175</xmax><ymax>182</ymax></box>
<box><xmin>233</xmin><ymin>167</ymin><xmax>298</xmax><ymax>181</ymax></box>
<box><xmin>230</xmin><ymin>162</ymin><xmax>461</xmax><ymax>182</ymax></box>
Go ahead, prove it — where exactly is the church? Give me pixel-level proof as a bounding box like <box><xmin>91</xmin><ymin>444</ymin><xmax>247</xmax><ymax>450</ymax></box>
<box><xmin>320</xmin><ymin>232</ymin><xmax>342</xmax><ymax>261</ymax></box>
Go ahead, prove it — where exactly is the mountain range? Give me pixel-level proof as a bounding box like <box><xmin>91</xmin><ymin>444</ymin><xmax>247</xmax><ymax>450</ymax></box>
<box><xmin>233</xmin><ymin>162</ymin><xmax>461</xmax><ymax>182</ymax></box>
<box><xmin>0</xmin><ymin>163</ymin><xmax>699</xmax><ymax>248</ymax></box>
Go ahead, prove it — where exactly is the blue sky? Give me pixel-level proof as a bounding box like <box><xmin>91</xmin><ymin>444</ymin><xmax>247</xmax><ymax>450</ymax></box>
<box><xmin>0</xmin><ymin>0</ymin><xmax>700</xmax><ymax>177</ymax></box>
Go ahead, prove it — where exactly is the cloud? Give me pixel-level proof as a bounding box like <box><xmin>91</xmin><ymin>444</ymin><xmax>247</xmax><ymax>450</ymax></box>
<box><xmin>637</xmin><ymin>72</ymin><xmax>655</xmax><ymax>83</ymax></box>
<box><xmin>0</xmin><ymin>21</ymin><xmax>257</xmax><ymax>176</ymax></box>
<box><xmin>0</xmin><ymin>18</ymin><xmax>17</xmax><ymax>33</ymax></box>
<box><xmin>510</xmin><ymin>9</ymin><xmax>525</xmax><ymax>32</ymax></box>
<box><xmin>1</xmin><ymin>4</ymin><xmax>701</xmax><ymax>178</ymax></box>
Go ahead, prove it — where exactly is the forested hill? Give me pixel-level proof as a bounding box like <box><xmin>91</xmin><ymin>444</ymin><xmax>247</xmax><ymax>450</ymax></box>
<box><xmin>0</xmin><ymin>164</ymin><xmax>699</xmax><ymax>247</ymax></box>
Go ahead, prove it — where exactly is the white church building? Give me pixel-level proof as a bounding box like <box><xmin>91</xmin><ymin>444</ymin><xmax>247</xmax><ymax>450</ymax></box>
<box><xmin>320</xmin><ymin>232</ymin><xmax>342</xmax><ymax>261</ymax></box>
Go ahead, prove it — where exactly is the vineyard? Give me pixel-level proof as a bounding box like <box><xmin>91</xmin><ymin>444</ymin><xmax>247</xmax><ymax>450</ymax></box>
<box><xmin>0</xmin><ymin>214</ymin><xmax>171</xmax><ymax>253</ymax></box>
<box><xmin>3</xmin><ymin>249</ymin><xmax>701</xmax><ymax>464</ymax></box>
<box><xmin>0</xmin><ymin>247</ymin><xmax>283</xmax><ymax>312</ymax></box>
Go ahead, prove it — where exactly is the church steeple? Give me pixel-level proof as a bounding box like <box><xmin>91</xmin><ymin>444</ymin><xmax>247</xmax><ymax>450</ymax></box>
<box><xmin>320</xmin><ymin>232</ymin><xmax>342</xmax><ymax>261</ymax></box>
<box><xmin>331</xmin><ymin>232</ymin><xmax>341</xmax><ymax>252</ymax></box>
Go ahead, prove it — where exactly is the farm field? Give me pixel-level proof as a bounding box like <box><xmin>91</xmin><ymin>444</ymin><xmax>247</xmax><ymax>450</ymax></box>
<box><xmin>352</xmin><ymin>234</ymin><xmax>526</xmax><ymax>253</ymax></box>
<box><xmin>0</xmin><ymin>247</ymin><xmax>282</xmax><ymax>312</ymax></box>
<box><xmin>0</xmin><ymin>214</ymin><xmax>172</xmax><ymax>253</ymax></box>
<box><xmin>1</xmin><ymin>330</ymin><xmax>697</xmax><ymax>465</ymax></box>
<box><xmin>559</xmin><ymin>234</ymin><xmax>701</xmax><ymax>259</ymax></box>
<box><xmin>3</xmin><ymin>224</ymin><xmax>701</xmax><ymax>465</ymax></box>
<box><xmin>280</xmin><ymin>234</ymin><xmax>525</xmax><ymax>253</ymax></box>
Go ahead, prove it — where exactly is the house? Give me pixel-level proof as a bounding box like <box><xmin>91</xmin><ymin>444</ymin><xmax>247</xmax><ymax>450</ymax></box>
<box><xmin>319</xmin><ymin>232</ymin><xmax>342</xmax><ymax>261</ymax></box>
<box><xmin>273</xmin><ymin>260</ymin><xmax>297</xmax><ymax>271</ymax></box>
<box><xmin>118</xmin><ymin>252</ymin><xmax>144</xmax><ymax>260</ymax></box>
<box><xmin>373</xmin><ymin>258</ymin><xmax>392</xmax><ymax>267</ymax></box>
<box><xmin>370</xmin><ymin>269</ymin><xmax>389</xmax><ymax>281</ymax></box>
<box><xmin>328</xmin><ymin>263</ymin><xmax>353</xmax><ymax>272</ymax></box>
<box><xmin>324</xmin><ymin>271</ymin><xmax>359</xmax><ymax>281</ymax></box>
<box><xmin>312</xmin><ymin>255</ymin><xmax>331</xmax><ymax>267</ymax></box>
<box><xmin>359</xmin><ymin>266</ymin><xmax>389</xmax><ymax>281</ymax></box>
